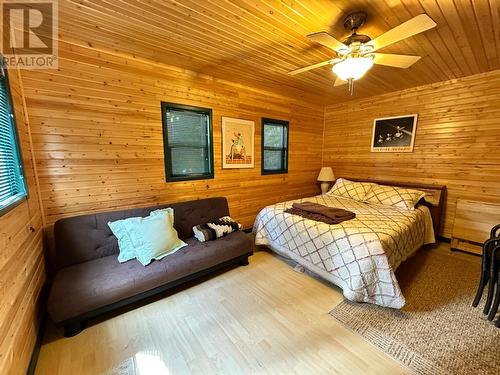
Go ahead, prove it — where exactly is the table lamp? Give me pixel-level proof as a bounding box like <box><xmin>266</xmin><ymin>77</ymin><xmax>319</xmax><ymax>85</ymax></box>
<box><xmin>317</xmin><ymin>167</ymin><xmax>335</xmax><ymax>194</ymax></box>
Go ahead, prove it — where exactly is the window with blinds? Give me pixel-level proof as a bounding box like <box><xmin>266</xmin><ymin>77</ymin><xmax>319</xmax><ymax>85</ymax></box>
<box><xmin>161</xmin><ymin>102</ymin><xmax>214</xmax><ymax>181</ymax></box>
<box><xmin>262</xmin><ymin>118</ymin><xmax>289</xmax><ymax>175</ymax></box>
<box><xmin>0</xmin><ymin>68</ymin><xmax>27</xmax><ymax>215</ymax></box>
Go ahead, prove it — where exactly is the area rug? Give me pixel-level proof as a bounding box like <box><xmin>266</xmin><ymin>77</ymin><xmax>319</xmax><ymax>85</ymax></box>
<box><xmin>330</xmin><ymin>249</ymin><xmax>500</xmax><ymax>375</ymax></box>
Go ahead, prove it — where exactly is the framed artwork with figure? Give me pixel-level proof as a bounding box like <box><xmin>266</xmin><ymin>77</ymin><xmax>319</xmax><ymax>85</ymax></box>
<box><xmin>371</xmin><ymin>114</ymin><xmax>418</xmax><ymax>153</ymax></box>
<box><xmin>222</xmin><ymin>117</ymin><xmax>255</xmax><ymax>168</ymax></box>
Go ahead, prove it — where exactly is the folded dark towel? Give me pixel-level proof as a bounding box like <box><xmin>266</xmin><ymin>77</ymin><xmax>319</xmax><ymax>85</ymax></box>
<box><xmin>292</xmin><ymin>202</ymin><xmax>356</xmax><ymax>220</ymax></box>
<box><xmin>285</xmin><ymin>202</ymin><xmax>355</xmax><ymax>224</ymax></box>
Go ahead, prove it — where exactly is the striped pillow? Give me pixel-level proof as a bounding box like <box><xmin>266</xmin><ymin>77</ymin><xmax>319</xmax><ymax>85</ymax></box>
<box><xmin>193</xmin><ymin>216</ymin><xmax>242</xmax><ymax>242</ymax></box>
<box><xmin>327</xmin><ymin>178</ymin><xmax>375</xmax><ymax>201</ymax></box>
<box><xmin>363</xmin><ymin>185</ymin><xmax>425</xmax><ymax>211</ymax></box>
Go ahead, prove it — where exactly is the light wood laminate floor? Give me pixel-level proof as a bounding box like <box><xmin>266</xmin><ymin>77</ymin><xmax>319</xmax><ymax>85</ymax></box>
<box><xmin>34</xmin><ymin>242</ymin><xmax>472</xmax><ymax>375</ymax></box>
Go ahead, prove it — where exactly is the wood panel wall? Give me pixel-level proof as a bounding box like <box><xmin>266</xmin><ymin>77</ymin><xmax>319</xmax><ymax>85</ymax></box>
<box><xmin>323</xmin><ymin>69</ymin><xmax>500</xmax><ymax>237</ymax></box>
<box><xmin>4</xmin><ymin>6</ymin><xmax>499</xmax><ymax>373</ymax></box>
<box><xmin>0</xmin><ymin>66</ymin><xmax>45</xmax><ymax>373</ymax></box>
<box><xmin>20</xmin><ymin>41</ymin><xmax>324</xmax><ymax>230</ymax></box>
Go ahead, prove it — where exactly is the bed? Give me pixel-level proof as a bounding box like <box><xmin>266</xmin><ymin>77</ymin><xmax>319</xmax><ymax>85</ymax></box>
<box><xmin>253</xmin><ymin>179</ymin><xmax>446</xmax><ymax>308</ymax></box>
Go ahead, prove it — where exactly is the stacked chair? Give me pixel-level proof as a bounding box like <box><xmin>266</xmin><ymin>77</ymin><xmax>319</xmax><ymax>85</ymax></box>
<box><xmin>472</xmin><ymin>224</ymin><xmax>500</xmax><ymax>327</ymax></box>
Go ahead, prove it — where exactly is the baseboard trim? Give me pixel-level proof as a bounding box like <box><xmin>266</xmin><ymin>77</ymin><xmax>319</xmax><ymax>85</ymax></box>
<box><xmin>26</xmin><ymin>285</ymin><xmax>48</xmax><ymax>375</ymax></box>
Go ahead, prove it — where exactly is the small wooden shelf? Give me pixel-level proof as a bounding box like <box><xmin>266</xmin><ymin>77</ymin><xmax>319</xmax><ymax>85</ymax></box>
<box><xmin>451</xmin><ymin>199</ymin><xmax>500</xmax><ymax>255</ymax></box>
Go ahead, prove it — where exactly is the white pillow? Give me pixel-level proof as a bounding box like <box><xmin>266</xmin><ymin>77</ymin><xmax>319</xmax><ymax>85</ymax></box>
<box><xmin>363</xmin><ymin>184</ymin><xmax>425</xmax><ymax>211</ymax></box>
<box><xmin>108</xmin><ymin>208</ymin><xmax>187</xmax><ymax>265</ymax></box>
<box><xmin>327</xmin><ymin>178</ymin><xmax>375</xmax><ymax>201</ymax></box>
<box><xmin>126</xmin><ymin>210</ymin><xmax>187</xmax><ymax>266</ymax></box>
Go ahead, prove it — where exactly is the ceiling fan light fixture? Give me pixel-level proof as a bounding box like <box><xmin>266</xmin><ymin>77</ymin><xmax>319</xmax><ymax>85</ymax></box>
<box><xmin>293</xmin><ymin>13</ymin><xmax>437</xmax><ymax>96</ymax></box>
<box><xmin>331</xmin><ymin>56</ymin><xmax>374</xmax><ymax>81</ymax></box>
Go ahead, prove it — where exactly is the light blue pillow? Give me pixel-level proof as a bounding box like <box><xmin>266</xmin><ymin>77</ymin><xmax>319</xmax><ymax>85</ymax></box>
<box><xmin>108</xmin><ymin>208</ymin><xmax>186</xmax><ymax>265</ymax></box>
<box><xmin>108</xmin><ymin>216</ymin><xmax>141</xmax><ymax>263</ymax></box>
<box><xmin>120</xmin><ymin>210</ymin><xmax>186</xmax><ymax>266</ymax></box>
<box><xmin>150</xmin><ymin>207</ymin><xmax>174</xmax><ymax>223</ymax></box>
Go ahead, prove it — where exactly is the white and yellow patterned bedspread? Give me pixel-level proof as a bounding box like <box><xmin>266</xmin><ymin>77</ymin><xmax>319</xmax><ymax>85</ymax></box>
<box><xmin>253</xmin><ymin>194</ymin><xmax>435</xmax><ymax>308</ymax></box>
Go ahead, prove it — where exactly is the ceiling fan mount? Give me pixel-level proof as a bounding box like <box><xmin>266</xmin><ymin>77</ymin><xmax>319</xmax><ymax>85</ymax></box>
<box><xmin>342</xmin><ymin>12</ymin><xmax>371</xmax><ymax>46</ymax></box>
<box><xmin>343</xmin><ymin>11</ymin><xmax>368</xmax><ymax>32</ymax></box>
<box><xmin>288</xmin><ymin>12</ymin><xmax>437</xmax><ymax>95</ymax></box>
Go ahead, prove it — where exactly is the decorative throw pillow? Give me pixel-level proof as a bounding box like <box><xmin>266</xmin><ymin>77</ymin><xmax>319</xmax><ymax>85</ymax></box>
<box><xmin>108</xmin><ymin>208</ymin><xmax>187</xmax><ymax>265</ymax></box>
<box><xmin>193</xmin><ymin>216</ymin><xmax>242</xmax><ymax>242</ymax></box>
<box><xmin>124</xmin><ymin>210</ymin><xmax>187</xmax><ymax>266</ymax></box>
<box><xmin>150</xmin><ymin>207</ymin><xmax>175</xmax><ymax>222</ymax></box>
<box><xmin>108</xmin><ymin>216</ymin><xmax>142</xmax><ymax>263</ymax></box>
<box><xmin>363</xmin><ymin>185</ymin><xmax>426</xmax><ymax>211</ymax></box>
<box><xmin>327</xmin><ymin>178</ymin><xmax>375</xmax><ymax>201</ymax></box>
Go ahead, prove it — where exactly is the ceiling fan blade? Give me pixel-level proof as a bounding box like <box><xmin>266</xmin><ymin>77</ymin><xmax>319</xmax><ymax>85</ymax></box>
<box><xmin>334</xmin><ymin>77</ymin><xmax>347</xmax><ymax>86</ymax></box>
<box><xmin>288</xmin><ymin>59</ymin><xmax>333</xmax><ymax>75</ymax></box>
<box><xmin>307</xmin><ymin>32</ymin><xmax>348</xmax><ymax>52</ymax></box>
<box><xmin>370</xmin><ymin>14</ymin><xmax>436</xmax><ymax>51</ymax></box>
<box><xmin>372</xmin><ymin>53</ymin><xmax>421</xmax><ymax>68</ymax></box>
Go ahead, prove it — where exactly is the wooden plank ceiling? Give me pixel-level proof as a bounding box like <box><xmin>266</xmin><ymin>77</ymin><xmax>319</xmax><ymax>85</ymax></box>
<box><xmin>59</xmin><ymin>0</ymin><xmax>500</xmax><ymax>103</ymax></box>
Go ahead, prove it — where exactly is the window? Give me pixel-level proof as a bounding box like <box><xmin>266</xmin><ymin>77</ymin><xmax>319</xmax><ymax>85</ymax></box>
<box><xmin>161</xmin><ymin>102</ymin><xmax>214</xmax><ymax>181</ymax></box>
<box><xmin>261</xmin><ymin>118</ymin><xmax>289</xmax><ymax>174</ymax></box>
<box><xmin>0</xmin><ymin>67</ymin><xmax>27</xmax><ymax>215</ymax></box>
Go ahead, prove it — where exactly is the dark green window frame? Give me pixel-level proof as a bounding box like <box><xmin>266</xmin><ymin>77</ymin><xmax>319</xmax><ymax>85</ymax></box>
<box><xmin>0</xmin><ymin>65</ymin><xmax>27</xmax><ymax>216</ymax></box>
<box><xmin>261</xmin><ymin>118</ymin><xmax>289</xmax><ymax>175</ymax></box>
<box><xmin>161</xmin><ymin>102</ymin><xmax>214</xmax><ymax>182</ymax></box>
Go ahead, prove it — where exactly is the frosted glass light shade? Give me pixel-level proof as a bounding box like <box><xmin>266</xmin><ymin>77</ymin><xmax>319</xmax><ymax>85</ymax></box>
<box><xmin>317</xmin><ymin>167</ymin><xmax>335</xmax><ymax>182</ymax></box>
<box><xmin>332</xmin><ymin>57</ymin><xmax>374</xmax><ymax>81</ymax></box>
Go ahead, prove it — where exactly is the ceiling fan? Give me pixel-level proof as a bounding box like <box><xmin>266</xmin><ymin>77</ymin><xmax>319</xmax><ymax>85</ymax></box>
<box><xmin>289</xmin><ymin>12</ymin><xmax>437</xmax><ymax>95</ymax></box>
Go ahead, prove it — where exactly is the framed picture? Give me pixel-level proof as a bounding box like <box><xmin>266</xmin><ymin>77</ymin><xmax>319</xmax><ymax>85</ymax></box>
<box><xmin>371</xmin><ymin>114</ymin><xmax>418</xmax><ymax>153</ymax></box>
<box><xmin>221</xmin><ymin>117</ymin><xmax>255</xmax><ymax>168</ymax></box>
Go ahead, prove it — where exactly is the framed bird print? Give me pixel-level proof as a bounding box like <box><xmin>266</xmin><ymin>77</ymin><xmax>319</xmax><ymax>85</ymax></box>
<box><xmin>371</xmin><ymin>114</ymin><xmax>418</xmax><ymax>153</ymax></box>
<box><xmin>221</xmin><ymin>117</ymin><xmax>255</xmax><ymax>168</ymax></box>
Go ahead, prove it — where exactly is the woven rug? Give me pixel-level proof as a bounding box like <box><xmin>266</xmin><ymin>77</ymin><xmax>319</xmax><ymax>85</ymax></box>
<box><xmin>330</xmin><ymin>248</ymin><xmax>500</xmax><ymax>375</ymax></box>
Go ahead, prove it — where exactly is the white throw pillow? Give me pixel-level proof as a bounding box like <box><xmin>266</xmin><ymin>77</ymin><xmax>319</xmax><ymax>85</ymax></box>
<box><xmin>108</xmin><ymin>208</ymin><xmax>187</xmax><ymax>265</ymax></box>
<box><xmin>126</xmin><ymin>211</ymin><xmax>187</xmax><ymax>266</ymax></box>
<box><xmin>327</xmin><ymin>178</ymin><xmax>375</xmax><ymax>201</ymax></box>
<box><xmin>363</xmin><ymin>184</ymin><xmax>425</xmax><ymax>211</ymax></box>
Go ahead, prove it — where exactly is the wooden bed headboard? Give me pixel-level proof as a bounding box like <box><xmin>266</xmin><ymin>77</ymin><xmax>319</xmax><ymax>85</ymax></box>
<box><xmin>346</xmin><ymin>177</ymin><xmax>447</xmax><ymax>236</ymax></box>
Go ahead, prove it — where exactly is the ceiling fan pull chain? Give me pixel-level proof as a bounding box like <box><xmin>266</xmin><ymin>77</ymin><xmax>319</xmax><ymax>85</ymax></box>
<box><xmin>348</xmin><ymin>78</ymin><xmax>354</xmax><ymax>95</ymax></box>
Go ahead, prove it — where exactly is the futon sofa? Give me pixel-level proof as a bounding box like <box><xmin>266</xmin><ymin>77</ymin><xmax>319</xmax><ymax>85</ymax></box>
<box><xmin>47</xmin><ymin>197</ymin><xmax>253</xmax><ymax>337</ymax></box>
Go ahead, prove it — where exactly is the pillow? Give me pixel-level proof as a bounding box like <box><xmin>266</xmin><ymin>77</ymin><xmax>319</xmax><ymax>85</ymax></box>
<box><xmin>327</xmin><ymin>178</ymin><xmax>375</xmax><ymax>201</ymax></box>
<box><xmin>108</xmin><ymin>208</ymin><xmax>187</xmax><ymax>265</ymax></box>
<box><xmin>108</xmin><ymin>208</ymin><xmax>175</xmax><ymax>263</ymax></box>
<box><xmin>123</xmin><ymin>210</ymin><xmax>187</xmax><ymax>266</ymax></box>
<box><xmin>150</xmin><ymin>207</ymin><xmax>175</xmax><ymax>222</ymax></box>
<box><xmin>193</xmin><ymin>216</ymin><xmax>242</xmax><ymax>242</ymax></box>
<box><xmin>363</xmin><ymin>184</ymin><xmax>425</xmax><ymax>211</ymax></box>
<box><xmin>108</xmin><ymin>217</ymin><xmax>142</xmax><ymax>263</ymax></box>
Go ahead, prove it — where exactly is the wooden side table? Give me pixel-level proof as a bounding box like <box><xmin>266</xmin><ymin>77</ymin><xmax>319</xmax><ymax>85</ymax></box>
<box><xmin>451</xmin><ymin>199</ymin><xmax>500</xmax><ymax>255</ymax></box>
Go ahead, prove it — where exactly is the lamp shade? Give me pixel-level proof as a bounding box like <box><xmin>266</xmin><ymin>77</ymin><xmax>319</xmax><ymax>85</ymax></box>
<box><xmin>317</xmin><ymin>167</ymin><xmax>335</xmax><ymax>182</ymax></box>
<box><xmin>332</xmin><ymin>57</ymin><xmax>374</xmax><ymax>81</ymax></box>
